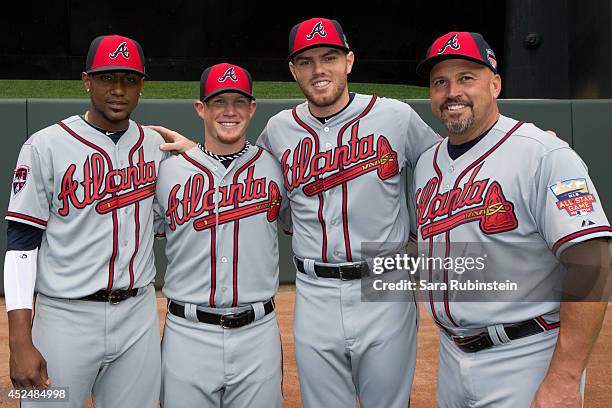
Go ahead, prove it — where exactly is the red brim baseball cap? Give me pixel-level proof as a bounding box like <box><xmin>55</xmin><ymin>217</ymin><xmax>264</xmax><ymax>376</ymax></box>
<box><xmin>288</xmin><ymin>17</ymin><xmax>350</xmax><ymax>60</ymax></box>
<box><xmin>200</xmin><ymin>63</ymin><xmax>255</xmax><ymax>102</ymax></box>
<box><xmin>416</xmin><ymin>32</ymin><xmax>498</xmax><ymax>78</ymax></box>
<box><xmin>86</xmin><ymin>34</ymin><xmax>149</xmax><ymax>78</ymax></box>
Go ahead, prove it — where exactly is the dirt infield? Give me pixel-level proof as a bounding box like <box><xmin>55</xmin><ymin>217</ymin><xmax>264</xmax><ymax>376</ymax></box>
<box><xmin>0</xmin><ymin>288</ymin><xmax>610</xmax><ymax>407</ymax></box>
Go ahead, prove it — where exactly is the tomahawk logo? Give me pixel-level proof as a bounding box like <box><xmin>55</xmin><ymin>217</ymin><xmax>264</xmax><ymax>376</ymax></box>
<box><xmin>437</xmin><ymin>34</ymin><xmax>460</xmax><ymax>54</ymax></box>
<box><xmin>109</xmin><ymin>42</ymin><xmax>130</xmax><ymax>59</ymax></box>
<box><xmin>218</xmin><ymin>67</ymin><xmax>238</xmax><ymax>82</ymax></box>
<box><xmin>306</xmin><ymin>21</ymin><xmax>327</xmax><ymax>40</ymax></box>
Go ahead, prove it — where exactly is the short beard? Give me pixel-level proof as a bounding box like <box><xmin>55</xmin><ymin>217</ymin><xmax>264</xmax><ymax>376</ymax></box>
<box><xmin>299</xmin><ymin>78</ymin><xmax>347</xmax><ymax>109</ymax></box>
<box><xmin>443</xmin><ymin>113</ymin><xmax>474</xmax><ymax>135</ymax></box>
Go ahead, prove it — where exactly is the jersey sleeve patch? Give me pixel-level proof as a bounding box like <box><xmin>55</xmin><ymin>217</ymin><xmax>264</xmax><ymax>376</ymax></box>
<box><xmin>548</xmin><ymin>178</ymin><xmax>596</xmax><ymax>217</ymax></box>
<box><xmin>12</xmin><ymin>165</ymin><xmax>30</xmax><ymax>195</ymax></box>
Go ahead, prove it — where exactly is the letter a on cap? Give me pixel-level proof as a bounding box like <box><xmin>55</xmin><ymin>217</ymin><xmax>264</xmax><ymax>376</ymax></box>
<box><xmin>306</xmin><ymin>21</ymin><xmax>327</xmax><ymax>40</ymax></box>
<box><xmin>109</xmin><ymin>42</ymin><xmax>130</xmax><ymax>59</ymax></box>
<box><xmin>218</xmin><ymin>67</ymin><xmax>239</xmax><ymax>83</ymax></box>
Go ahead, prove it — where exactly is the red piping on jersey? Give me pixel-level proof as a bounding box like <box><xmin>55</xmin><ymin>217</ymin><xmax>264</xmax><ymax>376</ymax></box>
<box><xmin>231</xmin><ymin>147</ymin><xmax>263</xmax><ymax>307</ymax></box>
<box><xmin>154</xmin><ymin>233</ymin><xmax>166</xmax><ymax>238</ymax></box>
<box><xmin>181</xmin><ymin>151</ymin><xmax>218</xmax><ymax>307</ymax></box>
<box><xmin>427</xmin><ymin>143</ymin><xmax>445</xmax><ymax>327</ymax></box>
<box><xmin>5</xmin><ymin>212</ymin><xmax>47</xmax><ymax>227</ymax></box>
<box><xmin>535</xmin><ymin>316</ymin><xmax>560</xmax><ymax>330</ymax></box>
<box><xmin>126</xmin><ymin>125</ymin><xmax>145</xmax><ymax>290</ymax></box>
<box><xmin>57</xmin><ymin>121</ymin><xmax>119</xmax><ymax>290</ymax></box>
<box><xmin>335</xmin><ymin>95</ymin><xmax>378</xmax><ymax>261</ymax></box>
<box><xmin>292</xmin><ymin>107</ymin><xmax>328</xmax><ymax>262</ymax></box>
<box><xmin>552</xmin><ymin>226</ymin><xmax>612</xmax><ymax>254</ymax></box>
<box><xmin>440</xmin><ymin>120</ymin><xmax>524</xmax><ymax>327</ymax></box>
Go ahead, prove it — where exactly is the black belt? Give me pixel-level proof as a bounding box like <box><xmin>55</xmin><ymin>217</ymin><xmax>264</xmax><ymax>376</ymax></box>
<box><xmin>168</xmin><ymin>299</ymin><xmax>275</xmax><ymax>329</ymax></box>
<box><xmin>79</xmin><ymin>288</ymin><xmax>139</xmax><ymax>304</ymax></box>
<box><xmin>447</xmin><ymin>318</ymin><xmax>557</xmax><ymax>353</ymax></box>
<box><xmin>295</xmin><ymin>257</ymin><xmax>368</xmax><ymax>280</ymax></box>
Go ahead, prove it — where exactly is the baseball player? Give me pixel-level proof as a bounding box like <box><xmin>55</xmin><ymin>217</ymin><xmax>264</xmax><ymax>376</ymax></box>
<box><xmin>155</xmin><ymin>63</ymin><xmax>286</xmax><ymax>408</ymax></box>
<box><xmin>413</xmin><ymin>31</ymin><xmax>612</xmax><ymax>407</ymax></box>
<box><xmin>256</xmin><ymin>18</ymin><xmax>441</xmax><ymax>408</ymax></box>
<box><xmin>4</xmin><ymin>35</ymin><xmax>164</xmax><ymax>407</ymax></box>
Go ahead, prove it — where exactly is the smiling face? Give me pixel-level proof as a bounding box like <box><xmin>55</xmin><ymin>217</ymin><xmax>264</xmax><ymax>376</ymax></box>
<box><xmin>429</xmin><ymin>59</ymin><xmax>501</xmax><ymax>143</ymax></box>
<box><xmin>82</xmin><ymin>71</ymin><xmax>144</xmax><ymax>130</ymax></box>
<box><xmin>289</xmin><ymin>47</ymin><xmax>354</xmax><ymax>117</ymax></box>
<box><xmin>195</xmin><ymin>92</ymin><xmax>256</xmax><ymax>154</ymax></box>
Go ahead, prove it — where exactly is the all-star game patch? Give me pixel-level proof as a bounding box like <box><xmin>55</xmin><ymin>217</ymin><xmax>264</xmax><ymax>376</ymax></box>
<box><xmin>549</xmin><ymin>178</ymin><xmax>596</xmax><ymax>216</ymax></box>
<box><xmin>12</xmin><ymin>165</ymin><xmax>30</xmax><ymax>195</ymax></box>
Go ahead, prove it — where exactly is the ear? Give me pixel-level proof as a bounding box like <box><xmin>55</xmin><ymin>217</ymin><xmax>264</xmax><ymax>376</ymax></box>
<box><xmin>82</xmin><ymin>72</ymin><xmax>91</xmax><ymax>93</ymax></box>
<box><xmin>194</xmin><ymin>100</ymin><xmax>206</xmax><ymax>120</ymax></box>
<box><xmin>139</xmin><ymin>76</ymin><xmax>145</xmax><ymax>92</ymax></box>
<box><xmin>491</xmin><ymin>74</ymin><xmax>501</xmax><ymax>98</ymax></box>
<box><xmin>346</xmin><ymin>51</ymin><xmax>355</xmax><ymax>75</ymax></box>
<box><xmin>248</xmin><ymin>100</ymin><xmax>257</xmax><ymax>119</ymax></box>
<box><xmin>288</xmin><ymin>61</ymin><xmax>298</xmax><ymax>81</ymax></box>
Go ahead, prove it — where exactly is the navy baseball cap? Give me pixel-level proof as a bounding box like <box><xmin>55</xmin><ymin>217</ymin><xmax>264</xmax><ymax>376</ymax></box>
<box><xmin>85</xmin><ymin>35</ymin><xmax>148</xmax><ymax>78</ymax></box>
<box><xmin>199</xmin><ymin>63</ymin><xmax>255</xmax><ymax>102</ymax></box>
<box><xmin>416</xmin><ymin>32</ymin><xmax>498</xmax><ymax>78</ymax></box>
<box><xmin>288</xmin><ymin>18</ymin><xmax>350</xmax><ymax>60</ymax></box>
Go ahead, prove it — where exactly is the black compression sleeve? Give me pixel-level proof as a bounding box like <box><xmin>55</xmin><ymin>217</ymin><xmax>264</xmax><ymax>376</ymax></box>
<box><xmin>6</xmin><ymin>220</ymin><xmax>44</xmax><ymax>251</ymax></box>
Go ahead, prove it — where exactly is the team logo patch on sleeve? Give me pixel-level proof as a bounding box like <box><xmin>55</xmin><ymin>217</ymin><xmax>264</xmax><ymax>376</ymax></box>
<box><xmin>12</xmin><ymin>165</ymin><xmax>30</xmax><ymax>195</ymax></box>
<box><xmin>549</xmin><ymin>178</ymin><xmax>596</xmax><ymax>216</ymax></box>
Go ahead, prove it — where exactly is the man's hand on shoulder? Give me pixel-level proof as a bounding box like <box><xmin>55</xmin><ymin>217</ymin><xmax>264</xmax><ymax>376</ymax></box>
<box><xmin>147</xmin><ymin>125</ymin><xmax>196</xmax><ymax>154</ymax></box>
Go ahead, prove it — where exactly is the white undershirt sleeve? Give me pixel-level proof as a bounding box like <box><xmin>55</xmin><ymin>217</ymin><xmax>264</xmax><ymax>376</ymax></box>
<box><xmin>4</xmin><ymin>248</ymin><xmax>37</xmax><ymax>312</ymax></box>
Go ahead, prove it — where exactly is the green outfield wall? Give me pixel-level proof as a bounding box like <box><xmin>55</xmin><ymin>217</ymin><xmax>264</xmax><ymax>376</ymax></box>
<box><xmin>0</xmin><ymin>99</ymin><xmax>609</xmax><ymax>292</ymax></box>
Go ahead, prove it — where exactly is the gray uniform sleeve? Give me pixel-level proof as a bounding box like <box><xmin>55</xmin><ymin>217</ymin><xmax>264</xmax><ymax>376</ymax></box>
<box><xmin>404</xmin><ymin>107</ymin><xmax>440</xmax><ymax>169</ymax></box>
<box><xmin>278</xmin><ymin>190</ymin><xmax>293</xmax><ymax>236</ymax></box>
<box><xmin>6</xmin><ymin>142</ymin><xmax>51</xmax><ymax>228</ymax></box>
<box><xmin>407</xmin><ymin>172</ymin><xmax>417</xmax><ymax>241</ymax></box>
<box><xmin>153</xmin><ymin>197</ymin><xmax>166</xmax><ymax>238</ymax></box>
<box><xmin>256</xmin><ymin>123</ymin><xmax>273</xmax><ymax>153</ymax></box>
<box><xmin>534</xmin><ymin>147</ymin><xmax>612</xmax><ymax>256</ymax></box>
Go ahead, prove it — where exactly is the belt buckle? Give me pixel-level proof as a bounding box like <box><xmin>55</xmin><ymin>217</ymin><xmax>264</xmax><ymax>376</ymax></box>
<box><xmin>220</xmin><ymin>312</ymin><xmax>247</xmax><ymax>329</ymax></box>
<box><xmin>452</xmin><ymin>332</ymin><xmax>492</xmax><ymax>352</ymax></box>
<box><xmin>220</xmin><ymin>313</ymin><xmax>235</xmax><ymax>328</ymax></box>
<box><xmin>108</xmin><ymin>290</ymin><xmax>122</xmax><ymax>305</ymax></box>
<box><xmin>339</xmin><ymin>264</ymin><xmax>363</xmax><ymax>280</ymax></box>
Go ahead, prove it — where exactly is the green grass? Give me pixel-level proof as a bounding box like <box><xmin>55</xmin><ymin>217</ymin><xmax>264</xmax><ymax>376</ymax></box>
<box><xmin>0</xmin><ymin>80</ymin><xmax>429</xmax><ymax>99</ymax></box>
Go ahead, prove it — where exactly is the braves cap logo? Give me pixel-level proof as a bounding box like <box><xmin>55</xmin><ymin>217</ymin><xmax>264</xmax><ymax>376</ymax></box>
<box><xmin>306</xmin><ymin>21</ymin><xmax>327</xmax><ymax>40</ymax></box>
<box><xmin>486</xmin><ymin>49</ymin><xmax>497</xmax><ymax>70</ymax></box>
<box><xmin>109</xmin><ymin>42</ymin><xmax>130</xmax><ymax>59</ymax></box>
<box><xmin>218</xmin><ymin>67</ymin><xmax>239</xmax><ymax>83</ymax></box>
<box><xmin>437</xmin><ymin>34</ymin><xmax>460</xmax><ymax>54</ymax></box>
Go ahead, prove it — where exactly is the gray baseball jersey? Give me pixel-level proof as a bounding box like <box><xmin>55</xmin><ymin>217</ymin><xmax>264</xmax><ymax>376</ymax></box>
<box><xmin>413</xmin><ymin>114</ymin><xmax>612</xmax><ymax>330</ymax></box>
<box><xmin>257</xmin><ymin>94</ymin><xmax>440</xmax><ymax>408</ymax></box>
<box><xmin>7</xmin><ymin>115</ymin><xmax>165</xmax><ymax>298</ymax></box>
<box><xmin>155</xmin><ymin>145</ymin><xmax>286</xmax><ymax>307</ymax></box>
<box><xmin>258</xmin><ymin>94</ymin><xmax>439</xmax><ymax>263</ymax></box>
<box><xmin>155</xmin><ymin>145</ymin><xmax>285</xmax><ymax>407</ymax></box>
<box><xmin>8</xmin><ymin>114</ymin><xmax>164</xmax><ymax>408</ymax></box>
